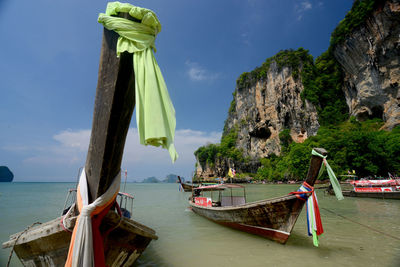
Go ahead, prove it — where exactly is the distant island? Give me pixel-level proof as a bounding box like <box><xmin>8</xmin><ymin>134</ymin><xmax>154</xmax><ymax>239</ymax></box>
<box><xmin>141</xmin><ymin>176</ymin><xmax>160</xmax><ymax>183</ymax></box>
<box><xmin>141</xmin><ymin>174</ymin><xmax>185</xmax><ymax>183</ymax></box>
<box><xmin>0</xmin><ymin>166</ymin><xmax>14</xmax><ymax>182</ymax></box>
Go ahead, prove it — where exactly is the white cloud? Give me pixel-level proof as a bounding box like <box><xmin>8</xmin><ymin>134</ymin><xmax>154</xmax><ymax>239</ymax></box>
<box><xmin>185</xmin><ymin>60</ymin><xmax>220</xmax><ymax>81</ymax></box>
<box><xmin>50</xmin><ymin>128</ymin><xmax>221</xmax><ymax>166</ymax></box>
<box><xmin>123</xmin><ymin>128</ymin><xmax>221</xmax><ymax>165</ymax></box>
<box><xmin>18</xmin><ymin>129</ymin><xmax>91</xmax><ymax>166</ymax></box>
<box><xmin>300</xmin><ymin>1</ymin><xmax>312</xmax><ymax>11</ymax></box>
<box><xmin>6</xmin><ymin>128</ymin><xmax>221</xmax><ymax>181</ymax></box>
<box><xmin>53</xmin><ymin>129</ymin><xmax>91</xmax><ymax>151</ymax></box>
<box><xmin>295</xmin><ymin>1</ymin><xmax>313</xmax><ymax>20</ymax></box>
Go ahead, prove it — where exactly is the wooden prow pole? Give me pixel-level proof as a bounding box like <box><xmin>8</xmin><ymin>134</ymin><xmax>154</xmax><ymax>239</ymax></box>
<box><xmin>85</xmin><ymin>13</ymin><xmax>139</xmax><ymax>202</ymax></box>
<box><xmin>304</xmin><ymin>148</ymin><xmax>327</xmax><ymax>187</ymax></box>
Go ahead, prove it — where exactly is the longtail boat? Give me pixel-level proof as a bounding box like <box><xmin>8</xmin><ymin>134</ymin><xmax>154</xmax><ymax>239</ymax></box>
<box><xmin>177</xmin><ymin>176</ymin><xmax>197</xmax><ymax>192</ymax></box>
<box><xmin>2</xmin><ymin>3</ymin><xmax>174</xmax><ymax>266</ymax></box>
<box><xmin>340</xmin><ymin>178</ymin><xmax>400</xmax><ymax>199</ymax></box>
<box><xmin>189</xmin><ymin>148</ymin><xmax>332</xmax><ymax>244</ymax></box>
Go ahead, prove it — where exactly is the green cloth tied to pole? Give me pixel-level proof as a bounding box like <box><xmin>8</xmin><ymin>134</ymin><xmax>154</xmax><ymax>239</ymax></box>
<box><xmin>98</xmin><ymin>2</ymin><xmax>178</xmax><ymax>162</ymax></box>
<box><xmin>312</xmin><ymin>149</ymin><xmax>344</xmax><ymax>200</ymax></box>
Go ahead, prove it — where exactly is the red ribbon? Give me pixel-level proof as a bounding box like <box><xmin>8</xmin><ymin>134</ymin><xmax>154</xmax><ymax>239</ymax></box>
<box><xmin>290</xmin><ymin>182</ymin><xmax>324</xmax><ymax>236</ymax></box>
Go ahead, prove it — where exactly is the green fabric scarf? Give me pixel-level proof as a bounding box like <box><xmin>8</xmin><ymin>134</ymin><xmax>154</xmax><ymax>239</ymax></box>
<box><xmin>312</xmin><ymin>149</ymin><xmax>344</xmax><ymax>200</ymax></box>
<box><xmin>98</xmin><ymin>2</ymin><xmax>178</xmax><ymax>162</ymax></box>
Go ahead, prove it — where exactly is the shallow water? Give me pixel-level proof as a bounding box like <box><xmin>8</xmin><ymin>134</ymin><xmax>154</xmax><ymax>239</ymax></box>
<box><xmin>1</xmin><ymin>183</ymin><xmax>399</xmax><ymax>267</ymax></box>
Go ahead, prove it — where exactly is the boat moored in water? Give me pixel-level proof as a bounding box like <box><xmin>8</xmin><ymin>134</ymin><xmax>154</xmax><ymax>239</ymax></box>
<box><xmin>2</xmin><ymin>2</ymin><xmax>179</xmax><ymax>265</ymax></box>
<box><xmin>189</xmin><ymin>148</ymin><xmax>343</xmax><ymax>245</ymax></box>
<box><xmin>2</xmin><ymin>189</ymin><xmax>158</xmax><ymax>266</ymax></box>
<box><xmin>177</xmin><ymin>176</ymin><xmax>197</xmax><ymax>192</ymax></box>
<box><xmin>340</xmin><ymin>178</ymin><xmax>400</xmax><ymax>199</ymax></box>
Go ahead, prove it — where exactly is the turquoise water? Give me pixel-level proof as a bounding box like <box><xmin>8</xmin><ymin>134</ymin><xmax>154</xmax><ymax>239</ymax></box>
<box><xmin>1</xmin><ymin>183</ymin><xmax>400</xmax><ymax>267</ymax></box>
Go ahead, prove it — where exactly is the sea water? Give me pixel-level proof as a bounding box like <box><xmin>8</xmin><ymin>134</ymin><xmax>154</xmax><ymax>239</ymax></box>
<box><xmin>1</xmin><ymin>183</ymin><xmax>399</xmax><ymax>267</ymax></box>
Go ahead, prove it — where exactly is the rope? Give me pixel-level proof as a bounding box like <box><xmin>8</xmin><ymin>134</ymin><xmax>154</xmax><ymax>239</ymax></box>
<box><xmin>61</xmin><ymin>203</ymin><xmax>76</xmax><ymax>233</ymax></box>
<box><xmin>60</xmin><ymin>217</ymin><xmax>73</xmax><ymax>233</ymax></box>
<box><xmin>321</xmin><ymin>207</ymin><xmax>400</xmax><ymax>241</ymax></box>
<box><xmin>7</xmin><ymin>222</ymin><xmax>42</xmax><ymax>267</ymax></box>
<box><xmin>289</xmin><ymin>181</ymin><xmax>314</xmax><ymax>201</ymax></box>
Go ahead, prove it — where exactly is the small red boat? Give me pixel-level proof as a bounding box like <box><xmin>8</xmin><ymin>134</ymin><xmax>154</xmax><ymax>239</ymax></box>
<box><xmin>342</xmin><ymin>178</ymin><xmax>400</xmax><ymax>199</ymax></box>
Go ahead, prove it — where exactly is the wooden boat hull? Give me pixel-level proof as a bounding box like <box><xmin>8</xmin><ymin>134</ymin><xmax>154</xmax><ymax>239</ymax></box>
<box><xmin>2</xmin><ymin>212</ymin><xmax>157</xmax><ymax>267</ymax></box>
<box><xmin>189</xmin><ymin>194</ymin><xmax>305</xmax><ymax>244</ymax></box>
<box><xmin>181</xmin><ymin>183</ymin><xmax>194</xmax><ymax>192</ymax></box>
<box><xmin>177</xmin><ymin>176</ymin><xmax>195</xmax><ymax>192</ymax></box>
<box><xmin>342</xmin><ymin>190</ymin><xmax>400</xmax><ymax>199</ymax></box>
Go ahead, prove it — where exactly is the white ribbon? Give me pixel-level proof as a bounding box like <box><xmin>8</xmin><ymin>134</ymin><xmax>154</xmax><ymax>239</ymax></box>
<box><xmin>71</xmin><ymin>168</ymin><xmax>121</xmax><ymax>267</ymax></box>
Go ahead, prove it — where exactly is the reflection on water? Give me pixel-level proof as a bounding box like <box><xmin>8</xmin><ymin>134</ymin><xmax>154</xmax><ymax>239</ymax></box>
<box><xmin>1</xmin><ymin>183</ymin><xmax>399</xmax><ymax>267</ymax></box>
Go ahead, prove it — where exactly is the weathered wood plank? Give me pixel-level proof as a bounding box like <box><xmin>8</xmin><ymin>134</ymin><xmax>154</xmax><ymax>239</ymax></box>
<box><xmin>2</xmin><ymin>211</ymin><xmax>157</xmax><ymax>249</ymax></box>
<box><xmin>305</xmin><ymin>147</ymin><xmax>327</xmax><ymax>186</ymax></box>
<box><xmin>2</xmin><ymin>212</ymin><xmax>157</xmax><ymax>266</ymax></box>
<box><xmin>85</xmin><ymin>13</ymin><xmax>138</xmax><ymax>201</ymax></box>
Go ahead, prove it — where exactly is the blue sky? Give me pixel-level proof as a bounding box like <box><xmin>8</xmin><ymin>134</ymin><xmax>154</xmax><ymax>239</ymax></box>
<box><xmin>0</xmin><ymin>0</ymin><xmax>352</xmax><ymax>182</ymax></box>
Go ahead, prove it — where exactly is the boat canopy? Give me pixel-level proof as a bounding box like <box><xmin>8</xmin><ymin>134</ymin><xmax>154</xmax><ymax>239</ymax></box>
<box><xmin>350</xmin><ymin>179</ymin><xmax>399</xmax><ymax>187</ymax></box>
<box><xmin>196</xmin><ymin>184</ymin><xmax>244</xmax><ymax>191</ymax></box>
<box><xmin>118</xmin><ymin>192</ymin><xmax>134</xmax><ymax>198</ymax></box>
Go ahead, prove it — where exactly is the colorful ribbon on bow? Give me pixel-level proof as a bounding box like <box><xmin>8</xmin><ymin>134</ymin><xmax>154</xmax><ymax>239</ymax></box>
<box><xmin>291</xmin><ymin>182</ymin><xmax>323</xmax><ymax>246</ymax></box>
<box><xmin>289</xmin><ymin>149</ymin><xmax>343</xmax><ymax>247</ymax></box>
<box><xmin>65</xmin><ymin>169</ymin><xmax>120</xmax><ymax>267</ymax></box>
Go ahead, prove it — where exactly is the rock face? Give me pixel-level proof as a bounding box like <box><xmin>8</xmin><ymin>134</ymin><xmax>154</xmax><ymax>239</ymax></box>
<box><xmin>334</xmin><ymin>0</ymin><xmax>400</xmax><ymax>130</ymax></box>
<box><xmin>0</xmin><ymin>166</ymin><xmax>14</xmax><ymax>182</ymax></box>
<box><xmin>195</xmin><ymin>157</ymin><xmax>232</xmax><ymax>178</ymax></box>
<box><xmin>195</xmin><ymin>60</ymin><xmax>320</xmax><ymax>178</ymax></box>
<box><xmin>195</xmin><ymin>0</ymin><xmax>400</xmax><ymax>178</ymax></box>
<box><xmin>225</xmin><ymin>62</ymin><xmax>319</xmax><ymax>158</ymax></box>
<box><xmin>195</xmin><ymin>155</ymin><xmax>260</xmax><ymax>178</ymax></box>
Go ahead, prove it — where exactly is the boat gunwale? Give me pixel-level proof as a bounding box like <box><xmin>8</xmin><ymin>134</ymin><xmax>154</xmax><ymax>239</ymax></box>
<box><xmin>342</xmin><ymin>190</ymin><xmax>400</xmax><ymax>198</ymax></box>
<box><xmin>189</xmin><ymin>193</ymin><xmax>299</xmax><ymax>211</ymax></box>
<box><xmin>2</xmin><ymin>211</ymin><xmax>158</xmax><ymax>249</ymax></box>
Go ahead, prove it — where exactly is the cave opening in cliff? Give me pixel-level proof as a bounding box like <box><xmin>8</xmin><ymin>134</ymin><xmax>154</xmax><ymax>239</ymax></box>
<box><xmin>249</xmin><ymin>126</ymin><xmax>271</xmax><ymax>139</ymax></box>
<box><xmin>284</xmin><ymin>113</ymin><xmax>291</xmax><ymax>129</ymax></box>
<box><xmin>371</xmin><ymin>106</ymin><xmax>384</xmax><ymax>120</ymax></box>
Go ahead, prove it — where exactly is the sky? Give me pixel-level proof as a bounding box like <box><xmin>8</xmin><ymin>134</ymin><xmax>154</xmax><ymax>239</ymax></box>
<box><xmin>0</xmin><ymin>0</ymin><xmax>353</xmax><ymax>182</ymax></box>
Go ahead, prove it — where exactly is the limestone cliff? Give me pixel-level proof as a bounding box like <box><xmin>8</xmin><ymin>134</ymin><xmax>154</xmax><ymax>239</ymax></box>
<box><xmin>333</xmin><ymin>0</ymin><xmax>400</xmax><ymax>130</ymax></box>
<box><xmin>195</xmin><ymin>50</ymin><xmax>320</xmax><ymax>178</ymax></box>
<box><xmin>224</xmin><ymin>61</ymin><xmax>319</xmax><ymax>159</ymax></box>
<box><xmin>194</xmin><ymin>0</ymin><xmax>400</xmax><ymax>179</ymax></box>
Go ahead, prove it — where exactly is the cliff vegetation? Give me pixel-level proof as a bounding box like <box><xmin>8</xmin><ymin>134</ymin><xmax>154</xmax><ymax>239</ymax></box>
<box><xmin>257</xmin><ymin>120</ymin><xmax>400</xmax><ymax>181</ymax></box>
<box><xmin>301</xmin><ymin>50</ymin><xmax>348</xmax><ymax>125</ymax></box>
<box><xmin>330</xmin><ymin>0</ymin><xmax>383</xmax><ymax>47</ymax></box>
<box><xmin>195</xmin><ymin>126</ymin><xmax>247</xmax><ymax>170</ymax></box>
<box><xmin>194</xmin><ymin>0</ymin><xmax>400</xmax><ymax>181</ymax></box>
